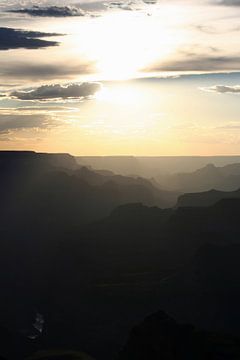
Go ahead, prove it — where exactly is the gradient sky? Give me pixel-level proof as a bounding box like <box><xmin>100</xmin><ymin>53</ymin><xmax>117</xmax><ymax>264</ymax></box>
<box><xmin>1</xmin><ymin>0</ymin><xmax>240</xmax><ymax>155</ymax></box>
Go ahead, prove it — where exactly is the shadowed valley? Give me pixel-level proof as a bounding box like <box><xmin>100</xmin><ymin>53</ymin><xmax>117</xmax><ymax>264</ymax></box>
<box><xmin>1</xmin><ymin>152</ymin><xmax>240</xmax><ymax>359</ymax></box>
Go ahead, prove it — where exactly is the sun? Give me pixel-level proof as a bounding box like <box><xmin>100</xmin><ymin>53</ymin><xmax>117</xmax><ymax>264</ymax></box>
<box><xmin>95</xmin><ymin>84</ymin><xmax>142</xmax><ymax>105</ymax></box>
<box><xmin>92</xmin><ymin>11</ymin><xmax>184</xmax><ymax>80</ymax></box>
<box><xmin>67</xmin><ymin>5</ymin><xmax>187</xmax><ymax>81</ymax></box>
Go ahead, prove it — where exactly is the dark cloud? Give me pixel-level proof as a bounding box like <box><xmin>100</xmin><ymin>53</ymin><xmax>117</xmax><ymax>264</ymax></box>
<box><xmin>201</xmin><ymin>85</ymin><xmax>240</xmax><ymax>93</ymax></box>
<box><xmin>0</xmin><ymin>61</ymin><xmax>96</xmax><ymax>81</ymax></box>
<box><xmin>0</xmin><ymin>114</ymin><xmax>58</xmax><ymax>133</ymax></box>
<box><xmin>143</xmin><ymin>54</ymin><xmax>240</xmax><ymax>72</ymax></box>
<box><xmin>9</xmin><ymin>5</ymin><xmax>86</xmax><ymax>17</ymax></box>
<box><xmin>0</xmin><ymin>27</ymin><xmax>60</xmax><ymax>50</ymax></box>
<box><xmin>10</xmin><ymin>82</ymin><xmax>102</xmax><ymax>101</ymax></box>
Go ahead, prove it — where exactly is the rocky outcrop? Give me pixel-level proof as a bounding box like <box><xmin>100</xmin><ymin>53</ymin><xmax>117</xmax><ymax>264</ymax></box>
<box><xmin>119</xmin><ymin>311</ymin><xmax>240</xmax><ymax>360</ymax></box>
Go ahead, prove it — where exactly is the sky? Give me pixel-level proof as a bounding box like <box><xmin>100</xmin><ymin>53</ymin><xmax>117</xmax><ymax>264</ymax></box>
<box><xmin>1</xmin><ymin>0</ymin><xmax>240</xmax><ymax>155</ymax></box>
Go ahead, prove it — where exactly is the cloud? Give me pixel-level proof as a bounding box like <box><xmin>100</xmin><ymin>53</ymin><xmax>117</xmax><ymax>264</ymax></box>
<box><xmin>9</xmin><ymin>106</ymin><xmax>78</xmax><ymax>113</ymax></box>
<box><xmin>143</xmin><ymin>54</ymin><xmax>240</xmax><ymax>72</ymax></box>
<box><xmin>9</xmin><ymin>5</ymin><xmax>86</xmax><ymax>17</ymax></box>
<box><xmin>0</xmin><ymin>114</ymin><xmax>59</xmax><ymax>133</ymax></box>
<box><xmin>0</xmin><ymin>27</ymin><xmax>61</xmax><ymax>50</ymax></box>
<box><xmin>216</xmin><ymin>122</ymin><xmax>240</xmax><ymax>129</ymax></box>
<box><xmin>201</xmin><ymin>85</ymin><xmax>240</xmax><ymax>93</ymax></box>
<box><xmin>10</xmin><ymin>82</ymin><xmax>102</xmax><ymax>101</ymax></box>
<box><xmin>143</xmin><ymin>0</ymin><xmax>157</xmax><ymax>3</ymax></box>
<box><xmin>193</xmin><ymin>25</ymin><xmax>220</xmax><ymax>35</ymax></box>
<box><xmin>106</xmin><ymin>1</ymin><xmax>140</xmax><ymax>10</ymax></box>
<box><xmin>105</xmin><ymin>0</ymin><xmax>157</xmax><ymax>11</ymax></box>
<box><xmin>1</xmin><ymin>0</ymin><xmax>107</xmax><ymax>12</ymax></box>
<box><xmin>214</xmin><ymin>0</ymin><xmax>240</xmax><ymax>6</ymax></box>
<box><xmin>0</xmin><ymin>61</ymin><xmax>96</xmax><ymax>81</ymax></box>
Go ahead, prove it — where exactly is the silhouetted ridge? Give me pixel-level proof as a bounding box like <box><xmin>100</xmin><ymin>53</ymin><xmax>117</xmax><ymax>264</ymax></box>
<box><xmin>76</xmin><ymin>156</ymin><xmax>240</xmax><ymax>177</ymax></box>
<box><xmin>108</xmin><ymin>203</ymin><xmax>173</xmax><ymax>229</ymax></box>
<box><xmin>77</xmin><ymin>157</ymin><xmax>240</xmax><ymax>193</ymax></box>
<box><xmin>157</xmin><ymin>161</ymin><xmax>240</xmax><ymax>192</ymax></box>
<box><xmin>74</xmin><ymin>167</ymin><xmax>179</xmax><ymax>208</ymax></box>
<box><xmin>0</xmin><ymin>150</ymin><xmax>78</xmax><ymax>169</ymax></box>
<box><xmin>177</xmin><ymin>188</ymin><xmax>240</xmax><ymax>207</ymax></box>
<box><xmin>0</xmin><ymin>151</ymin><xmax>178</xmax><ymax>230</ymax></box>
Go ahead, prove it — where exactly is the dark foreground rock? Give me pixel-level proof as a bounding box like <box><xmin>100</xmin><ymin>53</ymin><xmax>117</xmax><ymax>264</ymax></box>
<box><xmin>119</xmin><ymin>311</ymin><xmax>240</xmax><ymax>360</ymax></box>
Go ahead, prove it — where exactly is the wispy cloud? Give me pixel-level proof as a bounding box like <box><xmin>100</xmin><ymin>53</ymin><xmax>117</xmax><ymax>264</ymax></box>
<box><xmin>143</xmin><ymin>54</ymin><xmax>240</xmax><ymax>72</ymax></box>
<box><xmin>216</xmin><ymin>122</ymin><xmax>240</xmax><ymax>128</ymax></box>
<box><xmin>0</xmin><ymin>113</ymin><xmax>59</xmax><ymax>134</ymax></box>
<box><xmin>0</xmin><ymin>61</ymin><xmax>96</xmax><ymax>82</ymax></box>
<box><xmin>201</xmin><ymin>85</ymin><xmax>240</xmax><ymax>93</ymax></box>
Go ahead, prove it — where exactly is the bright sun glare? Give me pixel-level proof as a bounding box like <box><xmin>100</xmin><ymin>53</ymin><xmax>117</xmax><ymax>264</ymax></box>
<box><xmin>95</xmin><ymin>85</ymin><xmax>142</xmax><ymax>105</ymax></box>
<box><xmin>68</xmin><ymin>5</ymin><xmax>186</xmax><ymax>81</ymax></box>
<box><xmin>94</xmin><ymin>11</ymin><xmax>184</xmax><ymax>80</ymax></box>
